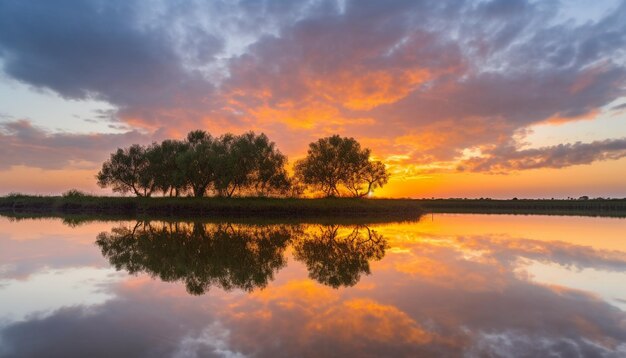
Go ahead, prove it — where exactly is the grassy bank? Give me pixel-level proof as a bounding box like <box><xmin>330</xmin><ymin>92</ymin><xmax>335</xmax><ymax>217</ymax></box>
<box><xmin>1</xmin><ymin>196</ymin><xmax>625</xmax><ymax>220</ymax></box>
<box><xmin>0</xmin><ymin>195</ymin><xmax>424</xmax><ymax>219</ymax></box>
<box><xmin>416</xmin><ymin>198</ymin><xmax>626</xmax><ymax>217</ymax></box>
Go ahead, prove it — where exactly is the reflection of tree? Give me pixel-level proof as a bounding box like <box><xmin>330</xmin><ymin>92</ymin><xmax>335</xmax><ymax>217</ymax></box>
<box><xmin>293</xmin><ymin>225</ymin><xmax>388</xmax><ymax>288</ymax></box>
<box><xmin>96</xmin><ymin>222</ymin><xmax>297</xmax><ymax>295</ymax></box>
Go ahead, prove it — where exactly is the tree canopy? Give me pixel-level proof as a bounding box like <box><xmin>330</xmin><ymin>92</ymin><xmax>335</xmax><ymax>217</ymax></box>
<box><xmin>96</xmin><ymin>144</ymin><xmax>156</xmax><ymax>197</ymax></box>
<box><xmin>294</xmin><ymin>135</ymin><xmax>389</xmax><ymax>197</ymax></box>
<box><xmin>97</xmin><ymin>130</ymin><xmax>291</xmax><ymax>197</ymax></box>
<box><xmin>97</xmin><ymin>131</ymin><xmax>389</xmax><ymax>198</ymax></box>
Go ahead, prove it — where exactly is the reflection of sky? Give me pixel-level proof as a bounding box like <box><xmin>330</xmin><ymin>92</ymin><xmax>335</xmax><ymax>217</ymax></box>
<box><xmin>0</xmin><ymin>267</ymin><xmax>122</xmax><ymax>322</ymax></box>
<box><xmin>1</xmin><ymin>215</ymin><xmax>626</xmax><ymax>357</ymax></box>
<box><xmin>525</xmin><ymin>261</ymin><xmax>626</xmax><ymax>310</ymax></box>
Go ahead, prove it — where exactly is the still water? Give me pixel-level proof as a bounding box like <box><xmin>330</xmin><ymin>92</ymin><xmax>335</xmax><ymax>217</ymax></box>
<box><xmin>1</xmin><ymin>214</ymin><xmax>625</xmax><ymax>357</ymax></box>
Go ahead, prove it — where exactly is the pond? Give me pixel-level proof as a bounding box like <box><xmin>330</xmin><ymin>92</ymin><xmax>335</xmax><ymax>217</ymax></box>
<box><xmin>1</xmin><ymin>214</ymin><xmax>625</xmax><ymax>357</ymax></box>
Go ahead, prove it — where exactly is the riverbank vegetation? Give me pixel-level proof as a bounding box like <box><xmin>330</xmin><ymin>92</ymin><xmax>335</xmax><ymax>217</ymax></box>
<box><xmin>419</xmin><ymin>198</ymin><xmax>626</xmax><ymax>216</ymax></box>
<box><xmin>0</xmin><ymin>195</ymin><xmax>424</xmax><ymax>218</ymax></box>
<box><xmin>96</xmin><ymin>131</ymin><xmax>389</xmax><ymax>198</ymax></box>
<box><xmin>1</xmin><ymin>195</ymin><xmax>625</xmax><ymax>219</ymax></box>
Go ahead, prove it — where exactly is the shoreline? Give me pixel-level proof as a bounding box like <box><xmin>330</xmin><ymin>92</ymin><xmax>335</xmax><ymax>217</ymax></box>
<box><xmin>419</xmin><ymin>199</ymin><xmax>626</xmax><ymax>218</ymax></box>
<box><xmin>1</xmin><ymin>196</ymin><xmax>625</xmax><ymax>219</ymax></box>
<box><xmin>0</xmin><ymin>196</ymin><xmax>424</xmax><ymax>219</ymax></box>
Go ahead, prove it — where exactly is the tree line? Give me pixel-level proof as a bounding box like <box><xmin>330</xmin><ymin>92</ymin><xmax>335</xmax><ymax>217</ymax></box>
<box><xmin>97</xmin><ymin>130</ymin><xmax>389</xmax><ymax>198</ymax></box>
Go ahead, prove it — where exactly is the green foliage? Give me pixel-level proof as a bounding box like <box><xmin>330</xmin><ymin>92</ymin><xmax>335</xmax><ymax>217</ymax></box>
<box><xmin>176</xmin><ymin>131</ymin><xmax>216</xmax><ymax>197</ymax></box>
<box><xmin>96</xmin><ymin>144</ymin><xmax>155</xmax><ymax>197</ymax></box>
<box><xmin>96</xmin><ymin>131</ymin><xmax>389</xmax><ymax>198</ymax></box>
<box><xmin>294</xmin><ymin>135</ymin><xmax>390</xmax><ymax>197</ymax></box>
<box><xmin>145</xmin><ymin>139</ymin><xmax>189</xmax><ymax>196</ymax></box>
<box><xmin>212</xmin><ymin>132</ymin><xmax>290</xmax><ymax>197</ymax></box>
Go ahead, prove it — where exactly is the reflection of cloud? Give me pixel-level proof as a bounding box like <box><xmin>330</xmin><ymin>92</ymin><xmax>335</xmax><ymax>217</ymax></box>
<box><xmin>3</xmin><ymin>219</ymin><xmax>626</xmax><ymax>356</ymax></box>
<box><xmin>1</xmin><ymin>1</ymin><xmax>626</xmax><ymax>171</ymax></box>
<box><xmin>221</xmin><ymin>280</ymin><xmax>453</xmax><ymax>357</ymax></box>
<box><xmin>469</xmin><ymin>330</ymin><xmax>626</xmax><ymax>358</ymax></box>
<box><xmin>453</xmin><ymin>235</ymin><xmax>626</xmax><ymax>272</ymax></box>
<box><xmin>174</xmin><ymin>322</ymin><xmax>247</xmax><ymax>358</ymax></box>
<box><xmin>4</xmin><ymin>259</ymin><xmax>624</xmax><ymax>357</ymax></box>
<box><xmin>224</xmin><ymin>274</ymin><xmax>626</xmax><ymax>357</ymax></box>
<box><xmin>0</xmin><ymin>267</ymin><xmax>121</xmax><ymax>322</ymax></box>
<box><xmin>311</xmin><ymin>298</ymin><xmax>433</xmax><ymax>344</ymax></box>
<box><xmin>0</xmin><ymin>232</ymin><xmax>108</xmax><ymax>281</ymax></box>
<box><xmin>0</xmin><ymin>276</ymin><xmax>237</xmax><ymax>357</ymax></box>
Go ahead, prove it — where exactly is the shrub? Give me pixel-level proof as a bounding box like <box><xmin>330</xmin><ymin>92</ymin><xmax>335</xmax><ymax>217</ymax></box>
<box><xmin>62</xmin><ymin>189</ymin><xmax>89</xmax><ymax>198</ymax></box>
<box><xmin>6</xmin><ymin>192</ymin><xmax>28</xmax><ymax>198</ymax></box>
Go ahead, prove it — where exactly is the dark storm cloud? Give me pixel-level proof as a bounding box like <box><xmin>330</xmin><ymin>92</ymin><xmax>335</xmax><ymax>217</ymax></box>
<box><xmin>0</xmin><ymin>0</ymin><xmax>625</xmax><ymax>170</ymax></box>
<box><xmin>0</xmin><ymin>120</ymin><xmax>150</xmax><ymax>169</ymax></box>
<box><xmin>0</xmin><ymin>0</ymin><xmax>220</xmax><ymax>109</ymax></box>
<box><xmin>459</xmin><ymin>138</ymin><xmax>626</xmax><ymax>172</ymax></box>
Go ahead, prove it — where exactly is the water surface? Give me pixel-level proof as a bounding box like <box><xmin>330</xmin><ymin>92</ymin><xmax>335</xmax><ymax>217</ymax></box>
<box><xmin>1</xmin><ymin>214</ymin><xmax>625</xmax><ymax>357</ymax></box>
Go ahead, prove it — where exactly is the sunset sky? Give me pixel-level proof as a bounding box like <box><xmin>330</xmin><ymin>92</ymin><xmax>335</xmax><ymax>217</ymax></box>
<box><xmin>1</xmin><ymin>0</ymin><xmax>625</xmax><ymax>198</ymax></box>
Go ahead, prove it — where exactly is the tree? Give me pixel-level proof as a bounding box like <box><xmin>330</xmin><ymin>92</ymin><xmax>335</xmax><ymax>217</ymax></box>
<box><xmin>145</xmin><ymin>139</ymin><xmax>189</xmax><ymax>196</ymax></box>
<box><xmin>213</xmin><ymin>132</ymin><xmax>291</xmax><ymax>197</ymax></box>
<box><xmin>176</xmin><ymin>131</ymin><xmax>215</xmax><ymax>197</ymax></box>
<box><xmin>211</xmin><ymin>133</ymin><xmax>243</xmax><ymax>197</ymax></box>
<box><xmin>245</xmin><ymin>132</ymin><xmax>290</xmax><ymax>196</ymax></box>
<box><xmin>344</xmin><ymin>160</ymin><xmax>389</xmax><ymax>197</ymax></box>
<box><xmin>97</xmin><ymin>144</ymin><xmax>155</xmax><ymax>196</ymax></box>
<box><xmin>96</xmin><ymin>129</ymin><xmax>293</xmax><ymax>198</ymax></box>
<box><xmin>294</xmin><ymin>135</ymin><xmax>389</xmax><ymax>197</ymax></box>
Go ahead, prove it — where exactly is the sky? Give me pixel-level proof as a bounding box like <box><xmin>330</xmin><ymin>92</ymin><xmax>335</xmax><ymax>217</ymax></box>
<box><xmin>0</xmin><ymin>0</ymin><xmax>625</xmax><ymax>198</ymax></box>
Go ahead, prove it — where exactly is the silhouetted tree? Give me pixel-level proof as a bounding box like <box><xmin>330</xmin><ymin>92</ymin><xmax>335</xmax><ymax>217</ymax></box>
<box><xmin>96</xmin><ymin>144</ymin><xmax>156</xmax><ymax>196</ymax></box>
<box><xmin>146</xmin><ymin>139</ymin><xmax>189</xmax><ymax>196</ymax></box>
<box><xmin>344</xmin><ymin>160</ymin><xmax>390</xmax><ymax>197</ymax></box>
<box><xmin>209</xmin><ymin>132</ymin><xmax>289</xmax><ymax>197</ymax></box>
<box><xmin>294</xmin><ymin>135</ymin><xmax>389</xmax><ymax>197</ymax></box>
<box><xmin>176</xmin><ymin>131</ymin><xmax>216</xmax><ymax>197</ymax></box>
<box><xmin>97</xmin><ymin>130</ymin><xmax>293</xmax><ymax>198</ymax></box>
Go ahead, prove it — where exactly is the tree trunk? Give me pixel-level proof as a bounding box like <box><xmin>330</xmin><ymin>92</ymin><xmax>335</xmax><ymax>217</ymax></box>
<box><xmin>193</xmin><ymin>186</ymin><xmax>205</xmax><ymax>197</ymax></box>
